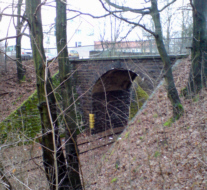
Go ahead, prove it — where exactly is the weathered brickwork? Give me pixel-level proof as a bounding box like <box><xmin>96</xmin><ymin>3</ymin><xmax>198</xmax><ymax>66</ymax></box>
<box><xmin>70</xmin><ymin>56</ymin><xmax>178</xmax><ymax>133</ymax></box>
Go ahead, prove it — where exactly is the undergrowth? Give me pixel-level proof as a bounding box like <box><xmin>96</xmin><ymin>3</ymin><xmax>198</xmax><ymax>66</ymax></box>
<box><xmin>0</xmin><ymin>72</ymin><xmax>60</xmax><ymax>144</ymax></box>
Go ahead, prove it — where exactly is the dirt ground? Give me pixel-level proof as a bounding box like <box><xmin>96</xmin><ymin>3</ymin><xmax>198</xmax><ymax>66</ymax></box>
<box><xmin>0</xmin><ymin>59</ymin><xmax>58</xmax><ymax>122</ymax></box>
<box><xmin>0</xmin><ymin>57</ymin><xmax>207</xmax><ymax>189</ymax></box>
<box><xmin>0</xmin><ymin>59</ymin><xmax>113</xmax><ymax>189</ymax></box>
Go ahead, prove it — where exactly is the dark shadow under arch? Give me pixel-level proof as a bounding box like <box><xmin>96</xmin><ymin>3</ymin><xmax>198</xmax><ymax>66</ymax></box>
<box><xmin>91</xmin><ymin>69</ymin><xmax>137</xmax><ymax>134</ymax></box>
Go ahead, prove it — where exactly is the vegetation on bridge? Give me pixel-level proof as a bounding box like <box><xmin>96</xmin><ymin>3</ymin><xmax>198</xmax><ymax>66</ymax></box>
<box><xmin>129</xmin><ymin>78</ymin><xmax>149</xmax><ymax>120</ymax></box>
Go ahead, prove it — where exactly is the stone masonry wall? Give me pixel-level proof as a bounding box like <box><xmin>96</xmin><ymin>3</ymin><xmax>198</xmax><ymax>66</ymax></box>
<box><xmin>70</xmin><ymin>56</ymin><xmax>177</xmax><ymax>133</ymax></box>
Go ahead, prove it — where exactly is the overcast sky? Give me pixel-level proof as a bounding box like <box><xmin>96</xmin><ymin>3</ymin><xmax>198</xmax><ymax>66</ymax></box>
<box><xmin>0</xmin><ymin>0</ymin><xmax>190</xmax><ymax>48</ymax></box>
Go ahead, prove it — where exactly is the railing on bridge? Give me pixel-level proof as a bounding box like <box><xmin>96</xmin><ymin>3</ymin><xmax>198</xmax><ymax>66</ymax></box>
<box><xmin>45</xmin><ymin>37</ymin><xmax>192</xmax><ymax>59</ymax></box>
<box><xmin>89</xmin><ymin>37</ymin><xmax>192</xmax><ymax>58</ymax></box>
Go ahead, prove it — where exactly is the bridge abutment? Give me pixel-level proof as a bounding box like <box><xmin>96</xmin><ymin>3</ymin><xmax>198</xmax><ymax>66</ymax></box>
<box><xmin>71</xmin><ymin>56</ymin><xmax>178</xmax><ymax>134</ymax></box>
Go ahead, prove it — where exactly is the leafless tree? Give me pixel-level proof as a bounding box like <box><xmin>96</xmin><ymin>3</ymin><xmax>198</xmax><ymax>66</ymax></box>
<box><xmin>98</xmin><ymin>0</ymin><xmax>184</xmax><ymax>120</ymax></box>
<box><xmin>183</xmin><ymin>0</ymin><xmax>207</xmax><ymax>96</ymax></box>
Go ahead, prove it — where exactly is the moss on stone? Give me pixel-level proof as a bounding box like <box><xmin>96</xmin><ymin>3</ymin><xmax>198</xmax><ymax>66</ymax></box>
<box><xmin>129</xmin><ymin>84</ymin><xmax>149</xmax><ymax>120</ymax></box>
<box><xmin>0</xmin><ymin>72</ymin><xmax>60</xmax><ymax>144</ymax></box>
<box><xmin>0</xmin><ymin>92</ymin><xmax>40</xmax><ymax>144</ymax></box>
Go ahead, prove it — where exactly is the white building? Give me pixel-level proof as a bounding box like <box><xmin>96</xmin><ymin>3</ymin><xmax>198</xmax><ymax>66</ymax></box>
<box><xmin>43</xmin><ymin>16</ymin><xmax>95</xmax><ymax>59</ymax></box>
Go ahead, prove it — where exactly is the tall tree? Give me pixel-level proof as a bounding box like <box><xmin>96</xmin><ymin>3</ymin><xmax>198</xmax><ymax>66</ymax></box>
<box><xmin>150</xmin><ymin>0</ymin><xmax>183</xmax><ymax>119</ymax></box>
<box><xmin>99</xmin><ymin>0</ymin><xmax>184</xmax><ymax>119</ymax></box>
<box><xmin>56</xmin><ymin>0</ymin><xmax>82</xmax><ymax>189</ymax></box>
<box><xmin>26</xmin><ymin>0</ymin><xmax>69</xmax><ymax>189</ymax></box>
<box><xmin>16</xmin><ymin>0</ymin><xmax>25</xmax><ymax>81</ymax></box>
<box><xmin>0</xmin><ymin>1</ymin><xmax>27</xmax><ymax>79</ymax></box>
<box><xmin>184</xmin><ymin>0</ymin><xmax>207</xmax><ymax>96</ymax></box>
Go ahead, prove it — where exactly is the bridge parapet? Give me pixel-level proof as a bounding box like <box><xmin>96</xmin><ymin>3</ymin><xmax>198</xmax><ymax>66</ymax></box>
<box><xmin>71</xmin><ymin>55</ymin><xmax>187</xmax><ymax>134</ymax></box>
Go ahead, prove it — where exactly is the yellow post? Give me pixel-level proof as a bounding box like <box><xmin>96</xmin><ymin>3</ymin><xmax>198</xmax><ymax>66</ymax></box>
<box><xmin>89</xmin><ymin>114</ymin><xmax>95</xmax><ymax>129</ymax></box>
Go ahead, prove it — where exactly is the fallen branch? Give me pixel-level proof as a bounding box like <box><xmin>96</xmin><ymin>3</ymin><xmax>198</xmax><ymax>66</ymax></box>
<box><xmin>0</xmin><ymin>92</ymin><xmax>9</xmax><ymax>96</ymax></box>
<box><xmin>2</xmin><ymin>76</ymin><xmax>16</xmax><ymax>81</ymax></box>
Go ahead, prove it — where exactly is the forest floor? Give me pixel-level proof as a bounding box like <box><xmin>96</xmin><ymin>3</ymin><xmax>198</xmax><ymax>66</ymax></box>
<box><xmin>0</xmin><ymin>56</ymin><xmax>207</xmax><ymax>189</ymax></box>
<box><xmin>0</xmin><ymin>60</ymin><xmax>58</xmax><ymax>122</ymax></box>
<box><xmin>84</xmin><ymin>56</ymin><xmax>207</xmax><ymax>190</ymax></box>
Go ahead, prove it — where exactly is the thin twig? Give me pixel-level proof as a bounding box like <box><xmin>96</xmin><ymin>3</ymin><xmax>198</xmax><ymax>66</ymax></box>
<box><xmin>44</xmin><ymin>60</ymin><xmax>59</xmax><ymax>190</ymax></box>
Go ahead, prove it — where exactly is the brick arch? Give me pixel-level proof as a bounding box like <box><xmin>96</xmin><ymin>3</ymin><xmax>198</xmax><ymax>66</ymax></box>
<box><xmin>90</xmin><ymin>60</ymin><xmax>152</xmax><ymax>88</ymax></box>
<box><xmin>91</xmin><ymin>68</ymin><xmax>138</xmax><ymax>133</ymax></box>
<box><xmin>92</xmin><ymin>69</ymin><xmax>137</xmax><ymax>93</ymax></box>
<box><xmin>72</xmin><ymin>56</ymin><xmax>179</xmax><ymax>133</ymax></box>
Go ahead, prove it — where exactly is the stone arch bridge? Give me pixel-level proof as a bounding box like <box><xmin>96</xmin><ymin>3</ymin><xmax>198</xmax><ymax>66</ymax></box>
<box><xmin>70</xmin><ymin>55</ymin><xmax>185</xmax><ymax>134</ymax></box>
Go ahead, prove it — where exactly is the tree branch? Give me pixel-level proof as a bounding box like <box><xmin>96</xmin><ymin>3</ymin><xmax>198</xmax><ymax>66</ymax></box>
<box><xmin>189</xmin><ymin>0</ymin><xmax>196</xmax><ymax>12</ymax></box>
<box><xmin>44</xmin><ymin>4</ymin><xmax>123</xmax><ymax>19</ymax></box>
<box><xmin>114</xmin><ymin>14</ymin><xmax>156</xmax><ymax>37</ymax></box>
<box><xmin>0</xmin><ymin>5</ymin><xmax>12</xmax><ymax>21</ymax></box>
<box><xmin>0</xmin><ymin>161</ymin><xmax>13</xmax><ymax>190</ymax></box>
<box><xmin>119</xmin><ymin>25</ymin><xmax>137</xmax><ymax>41</ymax></box>
<box><xmin>67</xmin><ymin>9</ymin><xmax>117</xmax><ymax>19</ymax></box>
<box><xmin>104</xmin><ymin>0</ymin><xmax>151</xmax><ymax>14</ymax></box>
<box><xmin>0</xmin><ymin>51</ymin><xmax>16</xmax><ymax>61</ymax></box>
<box><xmin>99</xmin><ymin>0</ymin><xmax>156</xmax><ymax>37</ymax></box>
<box><xmin>34</xmin><ymin>0</ymin><xmax>47</xmax><ymax>19</ymax></box>
<box><xmin>159</xmin><ymin>0</ymin><xmax>177</xmax><ymax>12</ymax></box>
<box><xmin>0</xmin><ymin>13</ymin><xmax>30</xmax><ymax>28</ymax></box>
<box><xmin>0</xmin><ymin>33</ymin><xmax>30</xmax><ymax>42</ymax></box>
<box><xmin>45</xmin><ymin>4</ymin><xmax>123</xmax><ymax>19</ymax></box>
<box><xmin>20</xmin><ymin>12</ymin><xmax>26</xmax><ymax>26</ymax></box>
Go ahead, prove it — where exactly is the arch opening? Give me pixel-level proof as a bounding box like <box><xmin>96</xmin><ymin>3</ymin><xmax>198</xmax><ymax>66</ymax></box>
<box><xmin>91</xmin><ymin>69</ymin><xmax>138</xmax><ymax>134</ymax></box>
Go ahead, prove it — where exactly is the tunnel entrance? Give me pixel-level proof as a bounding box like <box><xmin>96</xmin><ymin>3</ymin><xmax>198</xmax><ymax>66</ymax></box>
<box><xmin>91</xmin><ymin>69</ymin><xmax>137</xmax><ymax>134</ymax></box>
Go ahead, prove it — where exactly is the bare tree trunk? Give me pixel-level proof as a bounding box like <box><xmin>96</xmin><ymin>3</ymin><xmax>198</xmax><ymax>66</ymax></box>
<box><xmin>16</xmin><ymin>0</ymin><xmax>25</xmax><ymax>81</ymax></box>
<box><xmin>102</xmin><ymin>0</ymin><xmax>183</xmax><ymax>119</ymax></box>
<box><xmin>151</xmin><ymin>0</ymin><xmax>183</xmax><ymax>119</ymax></box>
<box><xmin>4</xmin><ymin>42</ymin><xmax>7</xmax><ymax>72</ymax></box>
<box><xmin>26</xmin><ymin>1</ymin><xmax>68</xmax><ymax>189</ymax></box>
<box><xmin>184</xmin><ymin>0</ymin><xmax>207</xmax><ymax>96</ymax></box>
<box><xmin>166</xmin><ymin>0</ymin><xmax>170</xmax><ymax>53</ymax></box>
<box><xmin>180</xmin><ymin>0</ymin><xmax>185</xmax><ymax>54</ymax></box>
<box><xmin>4</xmin><ymin>16</ymin><xmax>13</xmax><ymax>73</ymax></box>
<box><xmin>56</xmin><ymin>0</ymin><xmax>82</xmax><ymax>189</ymax></box>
